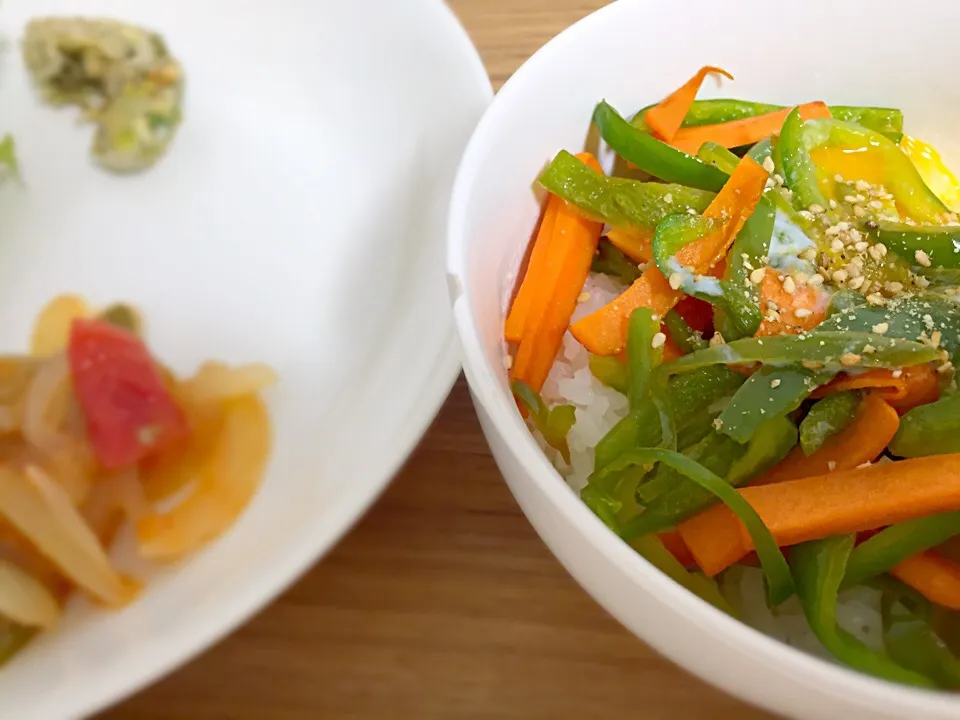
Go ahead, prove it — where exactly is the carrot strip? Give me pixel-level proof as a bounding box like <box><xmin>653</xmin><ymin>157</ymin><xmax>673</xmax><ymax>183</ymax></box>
<box><xmin>891</xmin><ymin>552</ymin><xmax>960</xmax><ymax>610</ymax></box>
<box><xmin>512</xmin><ymin>153</ymin><xmax>604</xmax><ymax>390</ymax></box>
<box><xmin>504</xmin><ymin>197</ymin><xmax>561</xmax><ymax>344</ymax></box>
<box><xmin>669</xmin><ymin>102</ymin><xmax>832</xmax><ymax>155</ymax></box>
<box><xmin>812</xmin><ymin>364</ymin><xmax>940</xmax><ymax>413</ymax></box>
<box><xmin>756</xmin><ymin>393</ymin><xmax>899</xmax><ymax>485</ymax></box>
<box><xmin>678</xmin><ymin>453</ymin><xmax>960</xmax><ymax>577</ymax></box>
<box><xmin>571</xmin><ymin>156</ymin><xmax>767</xmax><ymax>356</ymax></box>
<box><xmin>659</xmin><ymin>529</ymin><xmax>696</xmax><ymax>568</ymax></box>
<box><xmin>755</xmin><ymin>267</ymin><xmax>828</xmax><ymax>336</ymax></box>
<box><xmin>643</xmin><ymin>66</ymin><xmax>734</xmax><ymax>142</ymax></box>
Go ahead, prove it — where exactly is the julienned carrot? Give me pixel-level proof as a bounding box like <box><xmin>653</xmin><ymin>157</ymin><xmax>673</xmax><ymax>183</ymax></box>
<box><xmin>607</xmin><ymin>227</ymin><xmax>652</xmax><ymax>263</ymax></box>
<box><xmin>571</xmin><ymin>156</ymin><xmax>767</xmax><ymax>356</ymax></box>
<box><xmin>669</xmin><ymin>102</ymin><xmax>832</xmax><ymax>155</ymax></box>
<box><xmin>504</xmin><ymin>196</ymin><xmax>561</xmax><ymax>344</ymax></box>
<box><xmin>755</xmin><ymin>267</ymin><xmax>828</xmax><ymax>336</ymax></box>
<box><xmin>643</xmin><ymin>66</ymin><xmax>734</xmax><ymax>142</ymax></box>
<box><xmin>891</xmin><ymin>552</ymin><xmax>960</xmax><ymax>610</ymax></box>
<box><xmin>511</xmin><ymin>153</ymin><xmax>604</xmax><ymax>390</ymax></box>
<box><xmin>812</xmin><ymin>364</ymin><xmax>940</xmax><ymax>413</ymax></box>
<box><xmin>677</xmin><ymin>453</ymin><xmax>960</xmax><ymax>577</ymax></box>
<box><xmin>756</xmin><ymin>393</ymin><xmax>899</xmax><ymax>485</ymax></box>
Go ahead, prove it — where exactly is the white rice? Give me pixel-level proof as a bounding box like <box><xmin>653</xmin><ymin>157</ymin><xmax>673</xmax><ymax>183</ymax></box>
<box><xmin>532</xmin><ymin>272</ymin><xmax>884</xmax><ymax>657</ymax></box>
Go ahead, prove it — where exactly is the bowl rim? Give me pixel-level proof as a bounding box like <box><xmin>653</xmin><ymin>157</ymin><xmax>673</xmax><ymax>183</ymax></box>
<box><xmin>447</xmin><ymin>0</ymin><xmax>960</xmax><ymax>715</ymax></box>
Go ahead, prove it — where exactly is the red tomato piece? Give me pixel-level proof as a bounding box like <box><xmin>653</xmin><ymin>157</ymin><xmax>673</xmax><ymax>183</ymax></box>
<box><xmin>674</xmin><ymin>295</ymin><xmax>714</xmax><ymax>336</ymax></box>
<box><xmin>67</xmin><ymin>318</ymin><xmax>188</xmax><ymax>469</ymax></box>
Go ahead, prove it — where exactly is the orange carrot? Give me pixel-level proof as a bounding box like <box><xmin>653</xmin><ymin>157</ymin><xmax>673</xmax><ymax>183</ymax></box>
<box><xmin>607</xmin><ymin>227</ymin><xmax>653</xmax><ymax>263</ymax></box>
<box><xmin>678</xmin><ymin>453</ymin><xmax>960</xmax><ymax>577</ymax></box>
<box><xmin>812</xmin><ymin>364</ymin><xmax>940</xmax><ymax>413</ymax></box>
<box><xmin>643</xmin><ymin>66</ymin><xmax>734</xmax><ymax>142</ymax></box>
<box><xmin>891</xmin><ymin>552</ymin><xmax>960</xmax><ymax>610</ymax></box>
<box><xmin>756</xmin><ymin>393</ymin><xmax>899</xmax><ymax>485</ymax></box>
<box><xmin>511</xmin><ymin>153</ymin><xmax>604</xmax><ymax>390</ymax></box>
<box><xmin>504</xmin><ymin>197</ymin><xmax>561</xmax><ymax>344</ymax></box>
<box><xmin>571</xmin><ymin>156</ymin><xmax>767</xmax><ymax>356</ymax></box>
<box><xmin>668</xmin><ymin>102</ymin><xmax>832</xmax><ymax>155</ymax></box>
<box><xmin>755</xmin><ymin>267</ymin><xmax>828</xmax><ymax>336</ymax></box>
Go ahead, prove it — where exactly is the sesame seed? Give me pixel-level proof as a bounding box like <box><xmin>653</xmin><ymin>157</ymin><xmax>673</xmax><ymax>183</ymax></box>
<box><xmin>669</xmin><ymin>273</ymin><xmax>683</xmax><ymax>290</ymax></box>
<box><xmin>915</xmin><ymin>250</ymin><xmax>932</xmax><ymax>267</ymax></box>
<box><xmin>782</xmin><ymin>276</ymin><xmax>797</xmax><ymax>294</ymax></box>
<box><xmin>770</xmin><ymin>379</ymin><xmax>782</xmax><ymax>389</ymax></box>
<box><xmin>834</xmin><ymin>174</ymin><xmax>844</xmax><ymax>182</ymax></box>
<box><xmin>891</xmin><ymin>369</ymin><xmax>903</xmax><ymax>378</ymax></box>
<box><xmin>866</xmin><ymin>293</ymin><xmax>886</xmax><ymax>306</ymax></box>
<box><xmin>853</xmin><ymin>205</ymin><xmax>868</xmax><ymax>217</ymax></box>
<box><xmin>923</xmin><ymin>314</ymin><xmax>935</xmax><ymax>330</ymax></box>
<box><xmin>794</xmin><ymin>308</ymin><xmax>813</xmax><ymax>318</ymax></box>
<box><xmin>829</xmin><ymin>199</ymin><xmax>838</xmax><ymax>209</ymax></box>
<box><xmin>577</xmin><ymin>291</ymin><xmax>591</xmax><ymax>303</ymax></box>
<box><xmin>651</xmin><ymin>332</ymin><xmax>667</xmax><ymax>349</ymax></box>
<box><xmin>857</xmin><ymin>461</ymin><xmax>872</xmax><ymax>469</ymax></box>
<box><xmin>840</xmin><ymin>353</ymin><xmax>862</xmax><ymax>366</ymax></box>
<box><xmin>832</xmin><ymin>269</ymin><xmax>849</xmax><ymax>283</ymax></box>
<box><xmin>713</xmin><ymin>417</ymin><xmax>724</xmax><ymax>430</ymax></box>
<box><xmin>916</xmin><ymin>275</ymin><xmax>931</xmax><ymax>289</ymax></box>
<box><xmin>750</xmin><ymin>267</ymin><xmax>767</xmax><ymax>284</ymax></box>
<box><xmin>808</xmin><ymin>273</ymin><xmax>824</xmax><ymax>287</ymax></box>
<box><xmin>844</xmin><ymin>195</ymin><xmax>858</xmax><ymax>204</ymax></box>
<box><xmin>830</xmin><ymin>238</ymin><xmax>845</xmax><ymax>253</ymax></box>
<box><xmin>798</xmin><ymin>210</ymin><xmax>815</xmax><ymax>222</ymax></box>
<box><xmin>663</xmin><ymin>193</ymin><xmax>673</xmax><ymax>204</ymax></box>
<box><xmin>808</xmin><ymin>204</ymin><xmax>825</xmax><ymax>215</ymax></box>
<box><xmin>931</xmin><ymin>330</ymin><xmax>943</xmax><ymax>347</ymax></box>
<box><xmin>766</xmin><ymin>300</ymin><xmax>780</xmax><ymax>312</ymax></box>
<box><xmin>762</xmin><ymin>157</ymin><xmax>776</xmax><ymax>173</ymax></box>
<box><xmin>939</xmin><ymin>361</ymin><xmax>954</xmax><ymax>375</ymax></box>
<box><xmin>872</xmin><ymin>322</ymin><xmax>889</xmax><ymax>335</ymax></box>
<box><xmin>773</xmin><ymin>173</ymin><xmax>784</xmax><ymax>185</ymax></box>
<box><xmin>855</xmin><ymin>179</ymin><xmax>871</xmax><ymax>192</ymax></box>
<box><xmin>802</xmin><ymin>359</ymin><xmax>824</xmax><ymax>370</ymax></box>
<box><xmin>827</xmin><ymin>461</ymin><xmax>837</xmax><ymax>471</ymax></box>
<box><xmin>854</xmin><ymin>241</ymin><xmax>869</xmax><ymax>252</ymax></box>
<box><xmin>709</xmin><ymin>332</ymin><xmax>726</xmax><ymax>348</ymax></box>
<box><xmin>884</xmin><ymin>281</ymin><xmax>904</xmax><ymax>294</ymax></box>
<box><xmin>848</xmin><ymin>276</ymin><xmax>865</xmax><ymax>290</ymax></box>
<box><xmin>869</xmin><ymin>200</ymin><xmax>884</xmax><ymax>210</ymax></box>
<box><xmin>801</xmin><ymin>247</ymin><xmax>818</xmax><ymax>261</ymax></box>
<box><xmin>863</xmin><ymin>344</ymin><xmax>877</xmax><ymax>354</ymax></box>
<box><xmin>687</xmin><ymin>208</ymin><xmax>698</xmax><ymax>215</ymax></box>
<box><xmin>794</xmin><ymin>271</ymin><xmax>809</xmax><ymax>285</ymax></box>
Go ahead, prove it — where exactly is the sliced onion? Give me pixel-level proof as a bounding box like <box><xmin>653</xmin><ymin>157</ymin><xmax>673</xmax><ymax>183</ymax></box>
<box><xmin>30</xmin><ymin>294</ymin><xmax>91</xmax><ymax>357</ymax></box>
<box><xmin>113</xmin><ymin>468</ymin><xmax>149</xmax><ymax>522</ymax></box>
<box><xmin>0</xmin><ymin>559</ymin><xmax>60</xmax><ymax>628</ymax></box>
<box><xmin>22</xmin><ymin>354</ymin><xmax>70</xmax><ymax>459</ymax></box>
<box><xmin>0</xmin><ymin>465</ymin><xmax>137</xmax><ymax>606</ymax></box>
<box><xmin>177</xmin><ymin>362</ymin><xmax>278</xmax><ymax>407</ymax></box>
<box><xmin>137</xmin><ymin>394</ymin><xmax>271</xmax><ymax>560</ymax></box>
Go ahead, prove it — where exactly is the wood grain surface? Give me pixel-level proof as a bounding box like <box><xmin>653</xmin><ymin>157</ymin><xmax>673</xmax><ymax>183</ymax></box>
<box><xmin>99</xmin><ymin>2</ymin><xmax>775</xmax><ymax>718</ymax></box>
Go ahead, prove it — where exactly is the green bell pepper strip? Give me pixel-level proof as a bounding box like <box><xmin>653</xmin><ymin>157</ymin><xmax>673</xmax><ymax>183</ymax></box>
<box><xmin>592</xmin><ymin>366</ymin><xmax>746</xmax><ymax>472</ymax></box>
<box><xmin>662</xmin><ymin>331</ymin><xmax>940</xmax><ymax>376</ymax></box>
<box><xmin>631</xmin><ymin>100</ymin><xmax>904</xmax><ymax>140</ymax></box>
<box><xmin>790</xmin><ymin>536</ymin><xmax>935</xmax><ymax>687</ymax></box>
<box><xmin>816</xmin><ymin>293</ymin><xmax>960</xmax><ymax>363</ymax></box>
<box><xmin>594</xmin><ymin>101</ymin><xmax>729</xmax><ymax>191</ymax></box>
<box><xmin>779</xmin><ymin>111</ymin><xmax>949</xmax><ymax>222</ymax></box>
<box><xmin>626</xmin><ymin>308</ymin><xmax>663</xmax><ymax>412</ymax></box>
<box><xmin>629</xmin><ymin>534</ymin><xmax>737</xmax><ymax>616</ymax></box>
<box><xmin>512</xmin><ymin>381</ymin><xmax>576</xmax><ymax>464</ymax></box>
<box><xmin>635</xmin><ymin>429</ymin><xmax>741</xmax><ymax>505</ymax></box>
<box><xmin>717</xmin><ymin>366</ymin><xmax>831</xmax><ymax>443</ymax></box>
<box><xmin>842</xmin><ymin>512</ymin><xmax>960</xmax><ymax>589</ymax></box>
<box><xmin>0</xmin><ymin>135</ymin><xmax>19</xmax><ymax>182</ymax></box>
<box><xmin>715</xmin><ymin>195</ymin><xmax>776</xmax><ymax>341</ymax></box>
<box><xmin>591</xmin><ymin>239</ymin><xmax>643</xmax><ymax>286</ymax></box>
<box><xmin>696</xmin><ymin>141</ymin><xmax>740</xmax><ymax>174</ymax></box>
<box><xmin>826</xmin><ymin>289</ymin><xmax>864</xmax><ymax>317</ymax></box>
<box><xmin>625</xmin><ymin>415</ymin><xmax>796</xmax><ymax>537</ymax></box>
<box><xmin>581</xmin><ymin>483</ymin><xmax>622</xmax><ymax>531</ymax></box>
<box><xmin>890</xmin><ymin>394</ymin><xmax>960</xmax><ymax>458</ymax></box>
<box><xmin>748</xmin><ymin>137</ymin><xmax>773</xmax><ymax>165</ymax></box>
<box><xmin>799</xmin><ymin>391</ymin><xmax>861</xmax><ymax>456</ymax></box>
<box><xmin>540</xmin><ymin>149</ymin><xmax>716</xmax><ymax>231</ymax></box>
<box><xmin>588</xmin><ymin>354</ymin><xmax>630</xmax><ymax>395</ymax></box>
<box><xmin>874</xmin><ymin>222</ymin><xmax>960</xmax><ymax>269</ymax></box>
<box><xmin>652</xmin><ymin>214</ymin><xmax>764</xmax><ymax>339</ymax></box>
<box><xmin>592</xmin><ymin>448</ymin><xmax>795</xmax><ymax>605</ymax></box>
<box><xmin>663</xmin><ymin>309</ymin><xmax>707</xmax><ymax>354</ymax></box>
<box><xmin>881</xmin><ymin>580</ymin><xmax>960</xmax><ymax>689</ymax></box>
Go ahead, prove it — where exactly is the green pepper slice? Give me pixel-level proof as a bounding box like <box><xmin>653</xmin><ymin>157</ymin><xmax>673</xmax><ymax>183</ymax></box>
<box><xmin>791</xmin><ymin>536</ymin><xmax>935</xmax><ymax>687</ymax></box>
<box><xmin>625</xmin><ymin>415</ymin><xmax>796</xmax><ymax>537</ymax></box>
<box><xmin>512</xmin><ymin>381</ymin><xmax>576</xmax><ymax>464</ymax></box>
<box><xmin>635</xmin><ymin>429</ymin><xmax>741</xmax><ymax>505</ymax></box>
<box><xmin>890</xmin><ymin>394</ymin><xmax>960</xmax><ymax>458</ymax></box>
<box><xmin>593</xmin><ymin>448</ymin><xmax>795</xmax><ymax>605</ymax></box>
<box><xmin>594</xmin><ymin>101</ymin><xmax>729</xmax><ymax>191</ymax></box>
<box><xmin>779</xmin><ymin>111</ymin><xmax>948</xmax><ymax>223</ymax></box>
<box><xmin>842</xmin><ymin>512</ymin><xmax>960</xmax><ymax>589</ymax></box>
<box><xmin>591</xmin><ymin>240</ymin><xmax>643</xmax><ymax>285</ymax></box>
<box><xmin>588</xmin><ymin>354</ymin><xmax>630</xmax><ymax>395</ymax></box>
<box><xmin>626</xmin><ymin>309</ymin><xmax>663</xmax><ymax>412</ymax></box>
<box><xmin>799</xmin><ymin>391</ymin><xmax>861</xmax><ymax>455</ymax></box>
<box><xmin>874</xmin><ymin>222</ymin><xmax>960</xmax><ymax>269</ymax></box>
<box><xmin>663</xmin><ymin>309</ymin><xmax>707</xmax><ymax>354</ymax></box>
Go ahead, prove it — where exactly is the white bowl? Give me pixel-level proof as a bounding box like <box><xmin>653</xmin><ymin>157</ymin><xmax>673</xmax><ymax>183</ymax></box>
<box><xmin>448</xmin><ymin>0</ymin><xmax>960</xmax><ymax>717</ymax></box>
<box><xmin>0</xmin><ymin>0</ymin><xmax>490</xmax><ymax>717</ymax></box>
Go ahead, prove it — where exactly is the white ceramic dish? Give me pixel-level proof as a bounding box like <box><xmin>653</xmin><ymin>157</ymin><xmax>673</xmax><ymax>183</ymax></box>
<box><xmin>448</xmin><ymin>0</ymin><xmax>960</xmax><ymax>717</ymax></box>
<box><xmin>0</xmin><ymin>0</ymin><xmax>490</xmax><ymax>717</ymax></box>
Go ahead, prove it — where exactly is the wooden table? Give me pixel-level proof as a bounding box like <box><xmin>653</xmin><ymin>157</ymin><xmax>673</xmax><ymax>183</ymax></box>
<box><xmin>100</xmin><ymin>2</ymin><xmax>776</xmax><ymax>718</ymax></box>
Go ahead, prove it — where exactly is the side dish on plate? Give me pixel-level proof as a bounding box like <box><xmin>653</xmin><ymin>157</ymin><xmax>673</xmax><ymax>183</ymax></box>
<box><xmin>507</xmin><ymin>66</ymin><xmax>960</xmax><ymax>689</ymax></box>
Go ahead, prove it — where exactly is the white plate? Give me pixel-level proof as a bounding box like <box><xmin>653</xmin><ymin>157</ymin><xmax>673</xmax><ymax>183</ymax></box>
<box><xmin>0</xmin><ymin>1</ymin><xmax>491</xmax><ymax>717</ymax></box>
